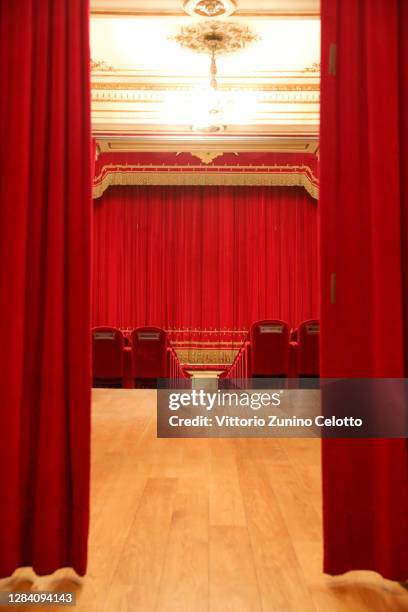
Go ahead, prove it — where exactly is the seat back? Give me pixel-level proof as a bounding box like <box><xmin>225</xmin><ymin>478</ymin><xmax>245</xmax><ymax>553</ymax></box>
<box><xmin>297</xmin><ymin>319</ymin><xmax>320</xmax><ymax>376</ymax></box>
<box><xmin>250</xmin><ymin>320</ymin><xmax>290</xmax><ymax>376</ymax></box>
<box><xmin>131</xmin><ymin>326</ymin><xmax>168</xmax><ymax>379</ymax></box>
<box><xmin>92</xmin><ymin>326</ymin><xmax>124</xmax><ymax>382</ymax></box>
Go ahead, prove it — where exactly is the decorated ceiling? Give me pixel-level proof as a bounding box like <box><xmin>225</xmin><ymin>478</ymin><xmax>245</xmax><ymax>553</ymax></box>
<box><xmin>90</xmin><ymin>0</ymin><xmax>320</xmax><ymax>155</ymax></box>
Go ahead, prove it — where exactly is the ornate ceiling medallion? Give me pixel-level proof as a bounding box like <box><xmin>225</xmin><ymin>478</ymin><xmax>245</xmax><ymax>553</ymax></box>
<box><xmin>183</xmin><ymin>0</ymin><xmax>237</xmax><ymax>18</ymax></box>
<box><xmin>173</xmin><ymin>21</ymin><xmax>258</xmax><ymax>55</ymax></box>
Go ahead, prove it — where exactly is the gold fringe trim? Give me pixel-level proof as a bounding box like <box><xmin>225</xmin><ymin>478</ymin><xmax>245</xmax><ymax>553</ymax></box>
<box><xmin>93</xmin><ymin>166</ymin><xmax>319</xmax><ymax>201</ymax></box>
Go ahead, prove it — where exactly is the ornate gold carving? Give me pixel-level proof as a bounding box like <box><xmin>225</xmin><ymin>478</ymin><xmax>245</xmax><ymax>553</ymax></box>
<box><xmin>170</xmin><ymin>341</ymin><xmax>244</xmax><ymax>346</ymax></box>
<box><xmin>175</xmin><ymin>348</ymin><xmax>239</xmax><ymax>365</ymax></box>
<box><xmin>91</xmin><ymin>59</ymin><xmax>116</xmax><ymax>72</ymax></box>
<box><xmin>93</xmin><ymin>166</ymin><xmax>319</xmax><ymax>201</ymax></box>
<box><xmin>303</xmin><ymin>61</ymin><xmax>321</xmax><ymax>73</ymax></box>
<box><xmin>183</xmin><ymin>0</ymin><xmax>237</xmax><ymax>18</ymax></box>
<box><xmin>172</xmin><ymin>21</ymin><xmax>258</xmax><ymax>55</ymax></box>
<box><xmin>166</xmin><ymin>328</ymin><xmax>248</xmax><ymax>333</ymax></box>
<box><xmin>186</xmin><ymin>151</ymin><xmax>225</xmax><ymax>164</ymax></box>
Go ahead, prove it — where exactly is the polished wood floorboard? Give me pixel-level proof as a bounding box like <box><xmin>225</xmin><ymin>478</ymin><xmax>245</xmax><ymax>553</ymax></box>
<box><xmin>1</xmin><ymin>389</ymin><xmax>407</xmax><ymax>611</ymax></box>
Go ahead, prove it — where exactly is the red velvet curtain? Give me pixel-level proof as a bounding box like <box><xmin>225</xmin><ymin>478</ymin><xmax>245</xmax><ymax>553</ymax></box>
<box><xmin>92</xmin><ymin>185</ymin><xmax>319</xmax><ymax>361</ymax></box>
<box><xmin>320</xmin><ymin>0</ymin><xmax>408</xmax><ymax>580</ymax></box>
<box><xmin>0</xmin><ymin>1</ymin><xmax>91</xmax><ymax>576</ymax></box>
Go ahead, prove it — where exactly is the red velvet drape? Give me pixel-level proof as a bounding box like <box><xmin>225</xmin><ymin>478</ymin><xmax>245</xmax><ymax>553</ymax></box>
<box><xmin>0</xmin><ymin>1</ymin><xmax>91</xmax><ymax>576</ymax></box>
<box><xmin>92</xmin><ymin>185</ymin><xmax>319</xmax><ymax>341</ymax></box>
<box><xmin>320</xmin><ymin>0</ymin><xmax>408</xmax><ymax>580</ymax></box>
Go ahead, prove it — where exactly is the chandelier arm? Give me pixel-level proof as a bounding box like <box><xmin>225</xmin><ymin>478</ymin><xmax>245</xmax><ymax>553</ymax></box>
<box><xmin>210</xmin><ymin>50</ymin><xmax>218</xmax><ymax>89</ymax></box>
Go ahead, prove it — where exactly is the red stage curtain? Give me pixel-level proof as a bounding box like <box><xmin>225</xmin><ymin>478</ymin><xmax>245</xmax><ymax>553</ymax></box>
<box><xmin>0</xmin><ymin>1</ymin><xmax>91</xmax><ymax>576</ymax></box>
<box><xmin>92</xmin><ymin>185</ymin><xmax>319</xmax><ymax>364</ymax></box>
<box><xmin>320</xmin><ymin>0</ymin><xmax>408</xmax><ymax>580</ymax></box>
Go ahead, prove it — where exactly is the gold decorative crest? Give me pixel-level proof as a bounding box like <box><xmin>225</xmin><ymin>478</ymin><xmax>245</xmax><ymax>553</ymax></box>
<box><xmin>189</xmin><ymin>151</ymin><xmax>225</xmax><ymax>164</ymax></box>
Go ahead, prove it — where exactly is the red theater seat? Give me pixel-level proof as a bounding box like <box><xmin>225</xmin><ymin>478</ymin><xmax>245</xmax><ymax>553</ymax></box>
<box><xmin>297</xmin><ymin>319</ymin><xmax>320</xmax><ymax>377</ymax></box>
<box><xmin>131</xmin><ymin>326</ymin><xmax>168</xmax><ymax>386</ymax></box>
<box><xmin>92</xmin><ymin>326</ymin><xmax>124</xmax><ymax>387</ymax></box>
<box><xmin>249</xmin><ymin>319</ymin><xmax>290</xmax><ymax>377</ymax></box>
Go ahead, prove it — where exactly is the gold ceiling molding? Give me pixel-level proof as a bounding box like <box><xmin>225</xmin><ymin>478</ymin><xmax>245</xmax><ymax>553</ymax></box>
<box><xmin>90</xmin><ymin>87</ymin><xmax>319</xmax><ymax>98</ymax></box>
<box><xmin>90</xmin><ymin>0</ymin><xmax>319</xmax><ymax>18</ymax></box>
<box><xmin>183</xmin><ymin>0</ymin><xmax>237</xmax><ymax>18</ymax></box>
<box><xmin>92</xmin><ymin>11</ymin><xmax>320</xmax><ymax>17</ymax></box>
<box><xmin>91</xmin><ymin>71</ymin><xmax>319</xmax><ymax>78</ymax></box>
<box><xmin>93</xmin><ymin>108</ymin><xmax>319</xmax><ymax>114</ymax></box>
<box><xmin>93</xmin><ymin>165</ymin><xmax>319</xmax><ymax>200</ymax></box>
<box><xmin>96</xmin><ymin>136</ymin><xmax>319</xmax><ymax>154</ymax></box>
<box><xmin>91</xmin><ymin>10</ymin><xmax>319</xmax><ymax>18</ymax></box>
<box><xmin>91</xmin><ymin>92</ymin><xmax>319</xmax><ymax>104</ymax></box>
<box><xmin>91</xmin><ymin>82</ymin><xmax>320</xmax><ymax>92</ymax></box>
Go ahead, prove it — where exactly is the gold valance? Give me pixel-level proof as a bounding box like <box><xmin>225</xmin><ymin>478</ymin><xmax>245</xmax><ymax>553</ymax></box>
<box><xmin>93</xmin><ymin>165</ymin><xmax>319</xmax><ymax>201</ymax></box>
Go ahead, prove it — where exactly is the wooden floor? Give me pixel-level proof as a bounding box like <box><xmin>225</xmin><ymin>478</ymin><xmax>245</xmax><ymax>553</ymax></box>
<box><xmin>1</xmin><ymin>389</ymin><xmax>407</xmax><ymax>611</ymax></box>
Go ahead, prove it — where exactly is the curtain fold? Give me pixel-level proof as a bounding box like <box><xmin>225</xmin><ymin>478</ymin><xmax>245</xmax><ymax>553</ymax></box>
<box><xmin>320</xmin><ymin>0</ymin><xmax>408</xmax><ymax>580</ymax></box>
<box><xmin>0</xmin><ymin>0</ymin><xmax>91</xmax><ymax>576</ymax></box>
<box><xmin>92</xmin><ymin>185</ymin><xmax>319</xmax><ymax>365</ymax></box>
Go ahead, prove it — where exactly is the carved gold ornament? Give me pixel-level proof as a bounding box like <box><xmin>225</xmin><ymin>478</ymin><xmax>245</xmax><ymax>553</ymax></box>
<box><xmin>175</xmin><ymin>347</ymin><xmax>239</xmax><ymax>365</ymax></box>
<box><xmin>188</xmin><ymin>151</ymin><xmax>225</xmax><ymax>164</ymax></box>
<box><xmin>303</xmin><ymin>61</ymin><xmax>321</xmax><ymax>73</ymax></box>
<box><xmin>91</xmin><ymin>59</ymin><xmax>116</xmax><ymax>72</ymax></box>
<box><xmin>183</xmin><ymin>0</ymin><xmax>237</xmax><ymax>18</ymax></box>
<box><xmin>173</xmin><ymin>21</ymin><xmax>258</xmax><ymax>56</ymax></box>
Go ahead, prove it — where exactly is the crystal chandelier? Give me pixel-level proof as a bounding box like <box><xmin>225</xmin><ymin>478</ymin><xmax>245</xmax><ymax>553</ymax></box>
<box><xmin>173</xmin><ymin>21</ymin><xmax>258</xmax><ymax>131</ymax></box>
